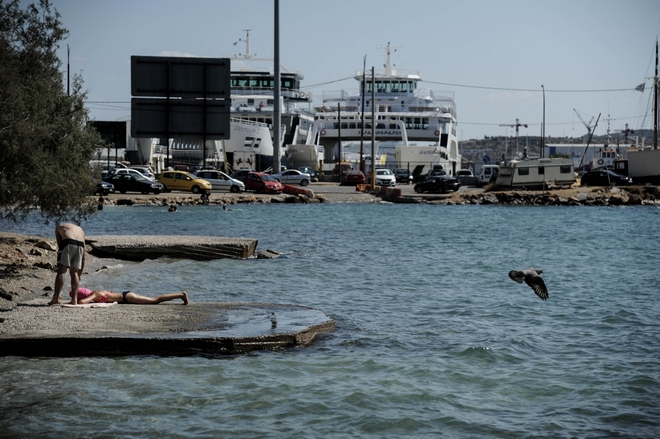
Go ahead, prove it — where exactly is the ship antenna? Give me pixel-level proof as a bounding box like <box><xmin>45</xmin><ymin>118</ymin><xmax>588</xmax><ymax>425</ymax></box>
<box><xmin>378</xmin><ymin>42</ymin><xmax>400</xmax><ymax>76</ymax></box>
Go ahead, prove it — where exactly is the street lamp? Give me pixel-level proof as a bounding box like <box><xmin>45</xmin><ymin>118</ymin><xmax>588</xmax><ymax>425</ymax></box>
<box><xmin>541</xmin><ymin>84</ymin><xmax>545</xmax><ymax>158</ymax></box>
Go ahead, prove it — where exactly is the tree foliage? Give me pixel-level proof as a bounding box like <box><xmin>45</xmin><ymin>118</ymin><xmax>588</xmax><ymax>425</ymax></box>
<box><xmin>0</xmin><ymin>0</ymin><xmax>103</xmax><ymax>223</ymax></box>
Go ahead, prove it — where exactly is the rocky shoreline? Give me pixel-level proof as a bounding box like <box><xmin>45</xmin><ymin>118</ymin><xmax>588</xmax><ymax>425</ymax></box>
<box><xmin>92</xmin><ymin>184</ymin><xmax>660</xmax><ymax>207</ymax></box>
<box><xmin>439</xmin><ymin>185</ymin><xmax>660</xmax><ymax>206</ymax></box>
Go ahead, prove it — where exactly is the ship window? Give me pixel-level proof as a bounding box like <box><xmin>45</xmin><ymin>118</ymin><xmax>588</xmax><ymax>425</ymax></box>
<box><xmin>538</xmin><ymin>167</ymin><xmax>545</xmax><ymax>175</ymax></box>
<box><xmin>518</xmin><ymin>168</ymin><xmax>529</xmax><ymax>176</ymax></box>
<box><xmin>267</xmin><ymin>99</ymin><xmax>273</xmax><ymax>105</ymax></box>
<box><xmin>560</xmin><ymin>166</ymin><xmax>571</xmax><ymax>174</ymax></box>
<box><xmin>254</xmin><ymin>138</ymin><xmax>261</xmax><ymax>148</ymax></box>
<box><xmin>422</xmin><ymin>118</ymin><xmax>429</xmax><ymax>129</ymax></box>
<box><xmin>244</xmin><ymin>137</ymin><xmax>254</xmax><ymax>148</ymax></box>
<box><xmin>248</xmin><ymin>99</ymin><xmax>254</xmax><ymax>105</ymax></box>
<box><xmin>390</xmin><ymin>124</ymin><xmax>397</xmax><ymax>129</ymax></box>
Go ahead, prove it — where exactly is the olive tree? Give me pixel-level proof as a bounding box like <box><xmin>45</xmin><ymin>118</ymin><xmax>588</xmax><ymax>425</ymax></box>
<box><xmin>0</xmin><ymin>0</ymin><xmax>103</xmax><ymax>223</ymax></box>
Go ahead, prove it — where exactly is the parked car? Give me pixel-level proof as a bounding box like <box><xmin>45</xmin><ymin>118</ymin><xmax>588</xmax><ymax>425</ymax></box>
<box><xmin>375</xmin><ymin>169</ymin><xmax>396</xmax><ymax>186</ymax></box>
<box><xmin>104</xmin><ymin>174</ymin><xmax>164</xmax><ymax>194</ymax></box>
<box><xmin>477</xmin><ymin>165</ymin><xmax>499</xmax><ymax>186</ymax></box>
<box><xmin>414</xmin><ymin>176</ymin><xmax>461</xmax><ymax>193</ymax></box>
<box><xmin>272</xmin><ymin>169</ymin><xmax>311</xmax><ymax>186</ymax></box>
<box><xmin>426</xmin><ymin>169</ymin><xmax>447</xmax><ymax>180</ymax></box>
<box><xmin>456</xmin><ymin>170</ymin><xmax>474</xmax><ymax>178</ymax></box>
<box><xmin>229</xmin><ymin>169</ymin><xmax>252</xmax><ymax>183</ymax></box>
<box><xmin>95</xmin><ymin>181</ymin><xmax>115</xmax><ymax>196</ymax></box>
<box><xmin>334</xmin><ymin>162</ymin><xmax>353</xmax><ymax>176</ymax></box>
<box><xmin>193</xmin><ymin>170</ymin><xmax>245</xmax><ymax>192</ymax></box>
<box><xmin>244</xmin><ymin>172</ymin><xmax>283</xmax><ymax>194</ymax></box>
<box><xmin>298</xmin><ymin>166</ymin><xmax>319</xmax><ymax>182</ymax></box>
<box><xmin>173</xmin><ymin>164</ymin><xmax>190</xmax><ymax>172</ymax></box>
<box><xmin>342</xmin><ymin>170</ymin><xmax>366</xmax><ymax>185</ymax></box>
<box><xmin>156</xmin><ymin>171</ymin><xmax>212</xmax><ymax>193</ymax></box>
<box><xmin>129</xmin><ymin>166</ymin><xmax>155</xmax><ymax>179</ymax></box>
<box><xmin>580</xmin><ymin>170</ymin><xmax>633</xmax><ymax>187</ymax></box>
<box><xmin>394</xmin><ymin>168</ymin><xmax>413</xmax><ymax>184</ymax></box>
<box><xmin>109</xmin><ymin>168</ymin><xmax>155</xmax><ymax>181</ymax></box>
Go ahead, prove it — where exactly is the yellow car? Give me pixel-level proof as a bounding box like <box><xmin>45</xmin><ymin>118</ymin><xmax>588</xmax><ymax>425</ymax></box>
<box><xmin>156</xmin><ymin>171</ymin><xmax>212</xmax><ymax>193</ymax></box>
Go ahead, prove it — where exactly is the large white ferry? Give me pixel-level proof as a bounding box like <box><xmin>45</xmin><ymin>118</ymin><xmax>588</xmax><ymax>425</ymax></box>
<box><xmin>302</xmin><ymin>43</ymin><xmax>460</xmax><ymax>176</ymax></box>
<box><xmin>222</xmin><ymin>30</ymin><xmax>316</xmax><ymax>172</ymax></box>
<box><xmin>165</xmin><ymin>31</ymin><xmax>316</xmax><ymax>172</ymax></box>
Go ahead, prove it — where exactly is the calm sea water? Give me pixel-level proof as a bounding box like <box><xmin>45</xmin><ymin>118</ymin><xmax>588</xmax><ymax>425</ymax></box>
<box><xmin>1</xmin><ymin>203</ymin><xmax>659</xmax><ymax>438</ymax></box>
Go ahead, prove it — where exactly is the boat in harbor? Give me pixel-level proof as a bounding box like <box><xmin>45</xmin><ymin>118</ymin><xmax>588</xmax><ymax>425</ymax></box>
<box><xmin>300</xmin><ymin>42</ymin><xmax>461</xmax><ymax>176</ymax></box>
<box><xmin>222</xmin><ymin>30</ymin><xmax>317</xmax><ymax>172</ymax></box>
<box><xmin>162</xmin><ymin>31</ymin><xmax>317</xmax><ymax>173</ymax></box>
<box><xmin>626</xmin><ymin>40</ymin><xmax>660</xmax><ymax>184</ymax></box>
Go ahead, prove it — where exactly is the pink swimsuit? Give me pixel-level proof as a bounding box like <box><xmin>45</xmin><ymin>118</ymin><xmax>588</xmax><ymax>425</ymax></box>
<box><xmin>69</xmin><ymin>287</ymin><xmax>93</xmax><ymax>300</ymax></box>
<box><xmin>69</xmin><ymin>288</ymin><xmax>113</xmax><ymax>302</ymax></box>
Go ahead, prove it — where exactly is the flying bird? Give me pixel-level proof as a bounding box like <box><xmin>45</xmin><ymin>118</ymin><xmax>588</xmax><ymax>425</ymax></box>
<box><xmin>508</xmin><ymin>268</ymin><xmax>548</xmax><ymax>300</ymax></box>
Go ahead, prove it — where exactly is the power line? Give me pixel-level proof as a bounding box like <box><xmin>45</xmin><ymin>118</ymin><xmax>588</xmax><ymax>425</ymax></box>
<box><xmin>421</xmin><ymin>80</ymin><xmax>637</xmax><ymax>93</ymax></box>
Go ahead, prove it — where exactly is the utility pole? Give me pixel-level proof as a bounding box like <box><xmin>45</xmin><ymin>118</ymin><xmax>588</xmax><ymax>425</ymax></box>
<box><xmin>273</xmin><ymin>0</ymin><xmax>281</xmax><ymax>172</ymax></box>
<box><xmin>370</xmin><ymin>66</ymin><xmax>376</xmax><ymax>187</ymax></box>
<box><xmin>360</xmin><ymin>55</ymin><xmax>366</xmax><ymax>174</ymax></box>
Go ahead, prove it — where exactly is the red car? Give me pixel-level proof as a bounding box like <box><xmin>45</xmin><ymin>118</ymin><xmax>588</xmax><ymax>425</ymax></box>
<box><xmin>244</xmin><ymin>172</ymin><xmax>283</xmax><ymax>194</ymax></box>
<box><xmin>343</xmin><ymin>170</ymin><xmax>366</xmax><ymax>185</ymax></box>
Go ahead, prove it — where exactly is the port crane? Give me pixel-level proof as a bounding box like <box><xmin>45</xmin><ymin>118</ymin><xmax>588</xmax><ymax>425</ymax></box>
<box><xmin>573</xmin><ymin>109</ymin><xmax>595</xmax><ymax>138</ymax></box>
<box><xmin>499</xmin><ymin>118</ymin><xmax>528</xmax><ymax>157</ymax></box>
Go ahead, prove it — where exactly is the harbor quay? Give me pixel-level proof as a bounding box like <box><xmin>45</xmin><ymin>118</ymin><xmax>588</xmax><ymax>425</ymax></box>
<box><xmin>0</xmin><ymin>302</ymin><xmax>336</xmax><ymax>357</ymax></box>
<box><xmin>0</xmin><ymin>232</ymin><xmax>335</xmax><ymax>357</ymax></box>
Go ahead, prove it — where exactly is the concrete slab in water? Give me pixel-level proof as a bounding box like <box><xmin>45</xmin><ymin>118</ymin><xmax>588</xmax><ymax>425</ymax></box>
<box><xmin>86</xmin><ymin>235</ymin><xmax>258</xmax><ymax>260</ymax></box>
<box><xmin>0</xmin><ymin>302</ymin><xmax>335</xmax><ymax>357</ymax></box>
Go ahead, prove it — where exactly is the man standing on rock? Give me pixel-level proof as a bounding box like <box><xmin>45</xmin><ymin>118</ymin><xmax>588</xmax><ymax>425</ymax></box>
<box><xmin>49</xmin><ymin>223</ymin><xmax>86</xmax><ymax>305</ymax></box>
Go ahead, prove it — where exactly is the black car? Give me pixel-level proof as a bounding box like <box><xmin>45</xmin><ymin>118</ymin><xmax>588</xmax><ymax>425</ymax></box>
<box><xmin>414</xmin><ymin>176</ymin><xmax>461</xmax><ymax>193</ymax></box>
<box><xmin>580</xmin><ymin>170</ymin><xmax>632</xmax><ymax>187</ymax></box>
<box><xmin>394</xmin><ymin>168</ymin><xmax>413</xmax><ymax>184</ymax></box>
<box><xmin>104</xmin><ymin>173</ymin><xmax>165</xmax><ymax>194</ymax></box>
<box><xmin>94</xmin><ymin>181</ymin><xmax>115</xmax><ymax>196</ymax></box>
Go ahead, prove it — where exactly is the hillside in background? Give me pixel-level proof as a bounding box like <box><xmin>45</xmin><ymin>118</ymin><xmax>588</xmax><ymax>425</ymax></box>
<box><xmin>459</xmin><ymin>129</ymin><xmax>656</xmax><ymax>168</ymax></box>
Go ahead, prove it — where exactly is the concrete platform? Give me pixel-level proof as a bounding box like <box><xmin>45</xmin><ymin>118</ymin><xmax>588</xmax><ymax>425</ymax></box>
<box><xmin>0</xmin><ymin>302</ymin><xmax>335</xmax><ymax>357</ymax></box>
<box><xmin>87</xmin><ymin>235</ymin><xmax>259</xmax><ymax>260</ymax></box>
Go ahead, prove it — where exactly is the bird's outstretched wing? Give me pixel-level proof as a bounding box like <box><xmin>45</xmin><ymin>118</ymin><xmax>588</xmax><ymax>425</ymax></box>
<box><xmin>523</xmin><ymin>272</ymin><xmax>548</xmax><ymax>300</ymax></box>
<box><xmin>508</xmin><ymin>270</ymin><xmax>525</xmax><ymax>284</ymax></box>
<box><xmin>509</xmin><ymin>268</ymin><xmax>549</xmax><ymax>300</ymax></box>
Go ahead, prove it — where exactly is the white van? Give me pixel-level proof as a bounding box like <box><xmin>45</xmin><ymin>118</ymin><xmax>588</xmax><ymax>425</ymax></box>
<box><xmin>477</xmin><ymin>165</ymin><xmax>499</xmax><ymax>186</ymax></box>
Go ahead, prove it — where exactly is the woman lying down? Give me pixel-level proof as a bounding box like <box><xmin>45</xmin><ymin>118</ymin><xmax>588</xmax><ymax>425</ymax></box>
<box><xmin>69</xmin><ymin>287</ymin><xmax>189</xmax><ymax>305</ymax></box>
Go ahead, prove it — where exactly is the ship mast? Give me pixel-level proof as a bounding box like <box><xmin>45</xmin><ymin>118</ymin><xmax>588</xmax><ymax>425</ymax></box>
<box><xmin>654</xmin><ymin>39</ymin><xmax>658</xmax><ymax>149</ymax></box>
<box><xmin>233</xmin><ymin>29</ymin><xmax>253</xmax><ymax>59</ymax></box>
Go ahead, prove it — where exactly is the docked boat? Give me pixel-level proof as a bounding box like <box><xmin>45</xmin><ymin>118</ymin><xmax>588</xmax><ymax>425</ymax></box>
<box><xmin>223</xmin><ymin>30</ymin><xmax>316</xmax><ymax>172</ymax></box>
<box><xmin>626</xmin><ymin>40</ymin><xmax>660</xmax><ymax>184</ymax></box>
<box><xmin>304</xmin><ymin>42</ymin><xmax>461</xmax><ymax>176</ymax></box>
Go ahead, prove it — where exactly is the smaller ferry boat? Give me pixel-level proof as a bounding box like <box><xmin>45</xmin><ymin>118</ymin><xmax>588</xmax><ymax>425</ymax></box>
<box><xmin>304</xmin><ymin>42</ymin><xmax>461</xmax><ymax>176</ymax></box>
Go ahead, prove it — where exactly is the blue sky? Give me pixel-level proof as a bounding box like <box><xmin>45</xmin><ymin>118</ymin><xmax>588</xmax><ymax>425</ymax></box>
<box><xmin>50</xmin><ymin>0</ymin><xmax>659</xmax><ymax>141</ymax></box>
